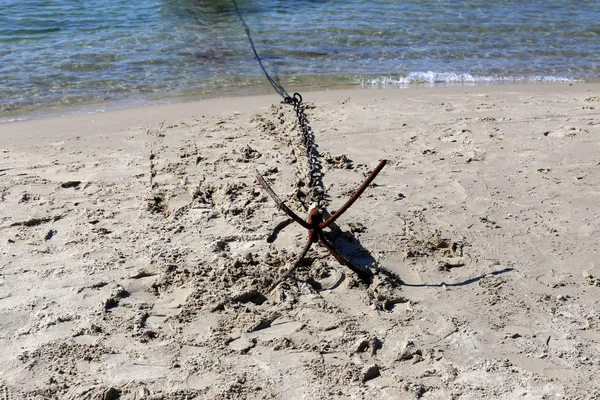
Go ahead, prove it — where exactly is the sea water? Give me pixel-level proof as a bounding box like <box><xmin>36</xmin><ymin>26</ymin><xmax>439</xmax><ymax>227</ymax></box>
<box><xmin>1</xmin><ymin>0</ymin><xmax>598</xmax><ymax>120</ymax></box>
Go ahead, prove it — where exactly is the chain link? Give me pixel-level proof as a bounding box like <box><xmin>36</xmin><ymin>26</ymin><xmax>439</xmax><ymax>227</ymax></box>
<box><xmin>284</xmin><ymin>93</ymin><xmax>329</xmax><ymax>208</ymax></box>
<box><xmin>231</xmin><ymin>1</ymin><xmax>327</xmax><ymax>207</ymax></box>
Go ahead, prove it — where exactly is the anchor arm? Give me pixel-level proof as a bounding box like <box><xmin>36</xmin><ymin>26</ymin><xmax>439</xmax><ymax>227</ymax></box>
<box><xmin>268</xmin><ymin>236</ymin><xmax>314</xmax><ymax>291</ymax></box>
<box><xmin>321</xmin><ymin>159</ymin><xmax>387</xmax><ymax>228</ymax></box>
<box><xmin>255</xmin><ymin>169</ymin><xmax>311</xmax><ymax>230</ymax></box>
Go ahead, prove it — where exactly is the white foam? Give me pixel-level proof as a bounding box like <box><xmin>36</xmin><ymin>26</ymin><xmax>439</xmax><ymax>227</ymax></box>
<box><xmin>358</xmin><ymin>72</ymin><xmax>581</xmax><ymax>87</ymax></box>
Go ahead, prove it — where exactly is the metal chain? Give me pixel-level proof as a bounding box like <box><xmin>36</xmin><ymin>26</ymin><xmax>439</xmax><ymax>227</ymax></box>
<box><xmin>231</xmin><ymin>0</ymin><xmax>327</xmax><ymax>207</ymax></box>
<box><xmin>284</xmin><ymin>93</ymin><xmax>328</xmax><ymax>208</ymax></box>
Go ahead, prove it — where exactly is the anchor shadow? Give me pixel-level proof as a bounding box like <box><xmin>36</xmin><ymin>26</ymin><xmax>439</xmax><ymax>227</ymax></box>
<box><xmin>400</xmin><ymin>267</ymin><xmax>514</xmax><ymax>288</ymax></box>
<box><xmin>266</xmin><ymin>216</ymin><xmax>514</xmax><ymax>290</ymax></box>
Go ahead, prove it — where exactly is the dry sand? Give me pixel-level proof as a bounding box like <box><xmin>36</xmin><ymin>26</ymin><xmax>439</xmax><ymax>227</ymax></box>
<box><xmin>0</xmin><ymin>84</ymin><xmax>599</xmax><ymax>399</ymax></box>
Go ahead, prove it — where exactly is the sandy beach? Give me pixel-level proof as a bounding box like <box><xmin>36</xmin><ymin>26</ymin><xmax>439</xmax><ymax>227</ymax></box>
<box><xmin>0</xmin><ymin>83</ymin><xmax>599</xmax><ymax>399</ymax></box>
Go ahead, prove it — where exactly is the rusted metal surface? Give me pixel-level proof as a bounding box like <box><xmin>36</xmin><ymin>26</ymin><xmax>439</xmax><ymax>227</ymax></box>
<box><xmin>255</xmin><ymin>159</ymin><xmax>387</xmax><ymax>291</ymax></box>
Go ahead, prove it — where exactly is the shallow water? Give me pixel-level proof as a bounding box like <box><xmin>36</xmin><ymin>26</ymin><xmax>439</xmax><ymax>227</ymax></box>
<box><xmin>1</xmin><ymin>0</ymin><xmax>598</xmax><ymax>120</ymax></box>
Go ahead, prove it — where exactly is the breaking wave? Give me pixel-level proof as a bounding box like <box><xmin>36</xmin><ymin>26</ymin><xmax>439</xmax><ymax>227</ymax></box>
<box><xmin>358</xmin><ymin>72</ymin><xmax>581</xmax><ymax>87</ymax></box>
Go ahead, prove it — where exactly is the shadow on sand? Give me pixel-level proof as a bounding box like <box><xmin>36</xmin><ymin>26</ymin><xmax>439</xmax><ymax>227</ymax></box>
<box><xmin>266</xmin><ymin>216</ymin><xmax>514</xmax><ymax>290</ymax></box>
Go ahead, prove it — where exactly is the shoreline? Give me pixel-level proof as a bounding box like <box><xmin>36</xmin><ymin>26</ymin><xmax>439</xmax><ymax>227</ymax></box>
<box><xmin>1</xmin><ymin>82</ymin><xmax>599</xmax><ymax>398</ymax></box>
<box><xmin>1</xmin><ymin>80</ymin><xmax>594</xmax><ymax>125</ymax></box>
<box><xmin>1</xmin><ymin>82</ymin><xmax>597</xmax><ymax>136</ymax></box>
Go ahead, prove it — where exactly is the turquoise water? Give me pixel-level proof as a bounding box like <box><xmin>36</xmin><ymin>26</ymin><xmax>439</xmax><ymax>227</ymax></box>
<box><xmin>1</xmin><ymin>0</ymin><xmax>599</xmax><ymax>120</ymax></box>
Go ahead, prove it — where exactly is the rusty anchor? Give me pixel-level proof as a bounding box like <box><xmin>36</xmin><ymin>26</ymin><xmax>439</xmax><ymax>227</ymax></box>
<box><xmin>256</xmin><ymin>159</ymin><xmax>387</xmax><ymax>291</ymax></box>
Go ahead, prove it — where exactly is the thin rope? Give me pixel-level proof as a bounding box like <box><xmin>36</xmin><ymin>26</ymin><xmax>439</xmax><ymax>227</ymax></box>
<box><xmin>231</xmin><ymin>0</ymin><xmax>290</xmax><ymax>100</ymax></box>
